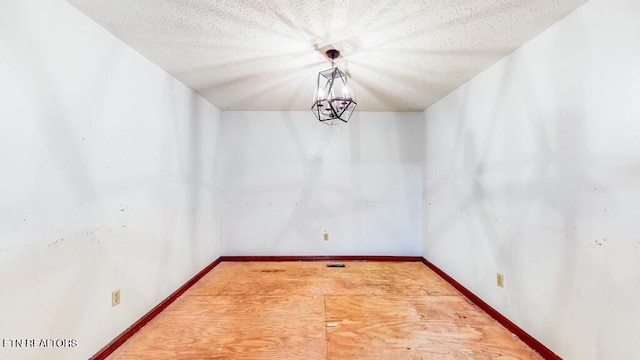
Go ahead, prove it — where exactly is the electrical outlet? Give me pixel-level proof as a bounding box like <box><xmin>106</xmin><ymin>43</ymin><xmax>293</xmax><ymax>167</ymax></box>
<box><xmin>112</xmin><ymin>289</ymin><xmax>121</xmax><ymax>307</ymax></box>
<box><xmin>496</xmin><ymin>273</ymin><xmax>504</xmax><ymax>288</ymax></box>
<box><xmin>323</xmin><ymin>232</ymin><xmax>329</xmax><ymax>241</ymax></box>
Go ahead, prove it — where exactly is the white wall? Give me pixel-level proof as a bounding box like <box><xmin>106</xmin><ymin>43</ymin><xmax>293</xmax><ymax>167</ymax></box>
<box><xmin>422</xmin><ymin>0</ymin><xmax>640</xmax><ymax>358</ymax></box>
<box><xmin>220</xmin><ymin>111</ymin><xmax>423</xmax><ymax>256</ymax></box>
<box><xmin>0</xmin><ymin>1</ymin><xmax>222</xmax><ymax>359</ymax></box>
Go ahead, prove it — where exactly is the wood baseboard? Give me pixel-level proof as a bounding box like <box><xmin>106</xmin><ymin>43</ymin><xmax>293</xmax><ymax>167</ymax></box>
<box><xmin>90</xmin><ymin>257</ymin><xmax>223</xmax><ymax>360</ymax></box>
<box><xmin>220</xmin><ymin>255</ymin><xmax>424</xmax><ymax>262</ymax></box>
<box><xmin>420</xmin><ymin>258</ymin><xmax>561</xmax><ymax>360</ymax></box>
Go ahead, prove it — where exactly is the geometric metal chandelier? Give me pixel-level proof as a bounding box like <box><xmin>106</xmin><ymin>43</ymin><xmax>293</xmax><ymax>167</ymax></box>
<box><xmin>311</xmin><ymin>49</ymin><xmax>357</xmax><ymax>125</ymax></box>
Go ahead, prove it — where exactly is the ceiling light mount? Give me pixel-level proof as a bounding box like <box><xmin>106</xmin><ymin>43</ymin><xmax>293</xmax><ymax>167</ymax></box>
<box><xmin>325</xmin><ymin>49</ymin><xmax>340</xmax><ymax>59</ymax></box>
<box><xmin>326</xmin><ymin>49</ymin><xmax>340</xmax><ymax>66</ymax></box>
<box><xmin>311</xmin><ymin>49</ymin><xmax>357</xmax><ymax>125</ymax></box>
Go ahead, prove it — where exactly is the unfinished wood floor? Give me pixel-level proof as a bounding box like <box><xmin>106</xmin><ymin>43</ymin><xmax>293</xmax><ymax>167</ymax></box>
<box><xmin>107</xmin><ymin>261</ymin><xmax>542</xmax><ymax>359</ymax></box>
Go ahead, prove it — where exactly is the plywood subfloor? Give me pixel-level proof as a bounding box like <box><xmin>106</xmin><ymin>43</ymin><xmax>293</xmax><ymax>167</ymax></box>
<box><xmin>106</xmin><ymin>261</ymin><xmax>543</xmax><ymax>359</ymax></box>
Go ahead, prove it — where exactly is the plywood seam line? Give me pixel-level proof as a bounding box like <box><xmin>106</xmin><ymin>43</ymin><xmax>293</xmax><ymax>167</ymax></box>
<box><xmin>324</xmin><ymin>294</ymin><xmax>329</xmax><ymax>359</ymax></box>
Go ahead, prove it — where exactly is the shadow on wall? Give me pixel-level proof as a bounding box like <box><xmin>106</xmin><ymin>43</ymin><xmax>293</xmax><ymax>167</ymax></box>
<box><xmin>17</xmin><ymin>28</ymin><xmax>126</xmax><ymax>336</ymax></box>
<box><xmin>424</xmin><ymin>11</ymin><xmax>623</xmax><ymax>357</ymax></box>
<box><xmin>225</xmin><ymin>111</ymin><xmax>354</xmax><ymax>250</ymax></box>
<box><xmin>161</xmin><ymin>77</ymin><xmax>222</xmax><ymax>276</ymax></box>
<box><xmin>218</xmin><ymin>111</ymin><xmax>423</xmax><ymax>255</ymax></box>
<box><xmin>274</xmin><ymin>111</ymin><xmax>337</xmax><ymax>245</ymax></box>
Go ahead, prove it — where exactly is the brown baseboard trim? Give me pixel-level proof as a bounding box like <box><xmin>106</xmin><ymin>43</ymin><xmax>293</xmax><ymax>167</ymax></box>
<box><xmin>90</xmin><ymin>257</ymin><xmax>223</xmax><ymax>360</ymax></box>
<box><xmin>420</xmin><ymin>258</ymin><xmax>561</xmax><ymax>360</ymax></box>
<box><xmin>220</xmin><ymin>255</ymin><xmax>424</xmax><ymax>262</ymax></box>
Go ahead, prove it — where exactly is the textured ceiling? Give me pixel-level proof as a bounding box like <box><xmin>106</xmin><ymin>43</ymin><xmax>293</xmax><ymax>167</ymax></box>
<box><xmin>67</xmin><ymin>0</ymin><xmax>587</xmax><ymax>111</ymax></box>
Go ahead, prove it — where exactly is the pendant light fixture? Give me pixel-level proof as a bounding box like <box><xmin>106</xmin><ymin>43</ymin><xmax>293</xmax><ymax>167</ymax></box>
<box><xmin>311</xmin><ymin>49</ymin><xmax>357</xmax><ymax>125</ymax></box>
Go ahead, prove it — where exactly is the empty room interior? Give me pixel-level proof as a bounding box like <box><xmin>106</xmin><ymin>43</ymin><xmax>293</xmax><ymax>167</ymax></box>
<box><xmin>1</xmin><ymin>0</ymin><xmax>639</xmax><ymax>359</ymax></box>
